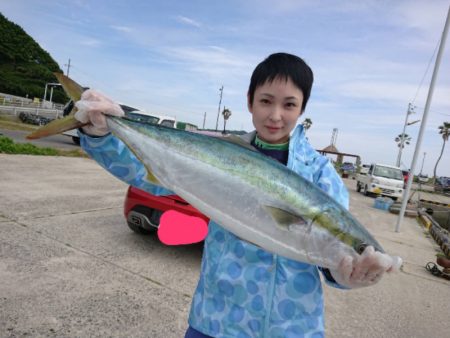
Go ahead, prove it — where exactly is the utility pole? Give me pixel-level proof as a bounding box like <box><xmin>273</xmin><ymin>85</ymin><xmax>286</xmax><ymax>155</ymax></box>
<box><xmin>65</xmin><ymin>58</ymin><xmax>71</xmax><ymax>77</ymax></box>
<box><xmin>420</xmin><ymin>152</ymin><xmax>426</xmax><ymax>175</ymax></box>
<box><xmin>215</xmin><ymin>85</ymin><xmax>223</xmax><ymax>131</ymax></box>
<box><xmin>395</xmin><ymin>4</ymin><xmax>450</xmax><ymax>232</ymax></box>
<box><xmin>203</xmin><ymin>112</ymin><xmax>206</xmax><ymax>129</ymax></box>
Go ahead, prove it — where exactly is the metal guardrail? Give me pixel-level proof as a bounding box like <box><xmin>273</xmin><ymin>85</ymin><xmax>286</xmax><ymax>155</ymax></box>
<box><xmin>0</xmin><ymin>105</ymin><xmax>63</xmax><ymax>119</ymax></box>
<box><xmin>0</xmin><ymin>93</ymin><xmax>65</xmax><ymax>110</ymax></box>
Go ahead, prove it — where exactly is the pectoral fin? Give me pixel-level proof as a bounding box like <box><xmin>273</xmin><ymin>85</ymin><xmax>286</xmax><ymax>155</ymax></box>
<box><xmin>264</xmin><ymin>206</ymin><xmax>307</xmax><ymax>230</ymax></box>
<box><xmin>146</xmin><ymin>170</ymin><xmax>161</xmax><ymax>186</ymax></box>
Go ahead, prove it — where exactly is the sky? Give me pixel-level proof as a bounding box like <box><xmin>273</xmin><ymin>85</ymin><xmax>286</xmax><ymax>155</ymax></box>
<box><xmin>1</xmin><ymin>0</ymin><xmax>450</xmax><ymax>177</ymax></box>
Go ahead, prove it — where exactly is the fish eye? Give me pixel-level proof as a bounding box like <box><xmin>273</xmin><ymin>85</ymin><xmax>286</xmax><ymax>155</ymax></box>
<box><xmin>356</xmin><ymin>242</ymin><xmax>367</xmax><ymax>255</ymax></box>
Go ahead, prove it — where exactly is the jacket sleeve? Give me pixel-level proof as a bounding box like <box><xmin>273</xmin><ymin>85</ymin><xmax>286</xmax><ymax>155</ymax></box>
<box><xmin>314</xmin><ymin>157</ymin><xmax>349</xmax><ymax>210</ymax></box>
<box><xmin>79</xmin><ymin>130</ymin><xmax>174</xmax><ymax>196</ymax></box>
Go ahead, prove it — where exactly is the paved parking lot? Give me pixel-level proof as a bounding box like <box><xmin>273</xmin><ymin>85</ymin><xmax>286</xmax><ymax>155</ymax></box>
<box><xmin>0</xmin><ymin>128</ymin><xmax>80</xmax><ymax>151</ymax></box>
<box><xmin>1</xmin><ymin>154</ymin><xmax>449</xmax><ymax>337</ymax></box>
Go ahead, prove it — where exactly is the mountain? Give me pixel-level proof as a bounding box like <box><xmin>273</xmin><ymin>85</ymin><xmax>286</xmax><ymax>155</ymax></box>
<box><xmin>0</xmin><ymin>12</ymin><xmax>67</xmax><ymax>103</ymax></box>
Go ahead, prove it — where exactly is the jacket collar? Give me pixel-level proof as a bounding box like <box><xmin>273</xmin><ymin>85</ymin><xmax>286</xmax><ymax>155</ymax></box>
<box><xmin>240</xmin><ymin>124</ymin><xmax>305</xmax><ymax>146</ymax></box>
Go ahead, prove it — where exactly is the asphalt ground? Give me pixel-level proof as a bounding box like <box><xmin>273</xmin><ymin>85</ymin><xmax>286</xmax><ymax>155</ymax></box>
<box><xmin>0</xmin><ymin>128</ymin><xmax>80</xmax><ymax>151</ymax></box>
<box><xmin>0</xmin><ymin>154</ymin><xmax>449</xmax><ymax>338</ymax></box>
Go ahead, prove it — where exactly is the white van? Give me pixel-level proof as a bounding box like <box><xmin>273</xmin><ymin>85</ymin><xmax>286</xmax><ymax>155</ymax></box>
<box><xmin>62</xmin><ymin>106</ymin><xmax>176</xmax><ymax>145</ymax></box>
<box><xmin>356</xmin><ymin>163</ymin><xmax>404</xmax><ymax>200</ymax></box>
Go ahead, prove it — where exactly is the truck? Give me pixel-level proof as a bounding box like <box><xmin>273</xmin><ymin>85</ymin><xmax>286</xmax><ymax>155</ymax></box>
<box><xmin>356</xmin><ymin>163</ymin><xmax>404</xmax><ymax>200</ymax></box>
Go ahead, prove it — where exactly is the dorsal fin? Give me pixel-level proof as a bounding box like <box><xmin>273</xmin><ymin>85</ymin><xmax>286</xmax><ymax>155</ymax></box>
<box><xmin>218</xmin><ymin>134</ymin><xmax>258</xmax><ymax>152</ymax></box>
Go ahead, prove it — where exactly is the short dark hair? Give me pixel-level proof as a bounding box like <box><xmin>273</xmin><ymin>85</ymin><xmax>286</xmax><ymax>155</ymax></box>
<box><xmin>248</xmin><ymin>53</ymin><xmax>314</xmax><ymax>112</ymax></box>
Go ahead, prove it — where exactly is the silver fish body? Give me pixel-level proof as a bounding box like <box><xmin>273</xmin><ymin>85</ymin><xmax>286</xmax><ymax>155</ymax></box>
<box><xmin>108</xmin><ymin>116</ymin><xmax>384</xmax><ymax>269</ymax></box>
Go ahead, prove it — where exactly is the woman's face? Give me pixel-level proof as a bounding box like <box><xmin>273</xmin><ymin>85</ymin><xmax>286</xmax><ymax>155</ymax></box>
<box><xmin>248</xmin><ymin>77</ymin><xmax>304</xmax><ymax>144</ymax></box>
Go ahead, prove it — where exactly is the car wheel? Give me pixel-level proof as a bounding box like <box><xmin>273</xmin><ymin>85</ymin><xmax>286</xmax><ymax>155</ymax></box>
<box><xmin>127</xmin><ymin>221</ymin><xmax>156</xmax><ymax>235</ymax></box>
<box><xmin>72</xmin><ymin>136</ymin><xmax>80</xmax><ymax>145</ymax></box>
<box><xmin>356</xmin><ymin>182</ymin><xmax>361</xmax><ymax>192</ymax></box>
<box><xmin>364</xmin><ymin>185</ymin><xmax>369</xmax><ymax>196</ymax></box>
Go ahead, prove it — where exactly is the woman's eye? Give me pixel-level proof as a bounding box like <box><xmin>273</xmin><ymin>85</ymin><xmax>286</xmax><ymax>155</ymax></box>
<box><xmin>286</xmin><ymin>102</ymin><xmax>297</xmax><ymax>108</ymax></box>
<box><xmin>260</xmin><ymin>99</ymin><xmax>270</xmax><ymax>104</ymax></box>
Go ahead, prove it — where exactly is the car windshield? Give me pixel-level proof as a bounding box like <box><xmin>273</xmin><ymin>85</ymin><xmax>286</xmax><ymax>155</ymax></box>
<box><xmin>373</xmin><ymin>166</ymin><xmax>403</xmax><ymax>180</ymax></box>
<box><xmin>160</xmin><ymin>120</ymin><xmax>175</xmax><ymax>128</ymax></box>
<box><xmin>126</xmin><ymin>112</ymin><xmax>160</xmax><ymax>125</ymax></box>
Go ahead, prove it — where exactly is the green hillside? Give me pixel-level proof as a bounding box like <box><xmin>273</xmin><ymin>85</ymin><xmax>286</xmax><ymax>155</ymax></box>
<box><xmin>0</xmin><ymin>12</ymin><xmax>67</xmax><ymax>103</ymax></box>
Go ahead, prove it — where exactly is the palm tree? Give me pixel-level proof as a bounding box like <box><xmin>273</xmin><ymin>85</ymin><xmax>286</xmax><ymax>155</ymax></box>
<box><xmin>302</xmin><ymin>118</ymin><xmax>312</xmax><ymax>131</ymax></box>
<box><xmin>222</xmin><ymin>107</ymin><xmax>232</xmax><ymax>134</ymax></box>
<box><xmin>433</xmin><ymin>122</ymin><xmax>450</xmax><ymax>183</ymax></box>
<box><xmin>395</xmin><ymin>133</ymin><xmax>412</xmax><ymax>166</ymax></box>
<box><xmin>395</xmin><ymin>133</ymin><xmax>412</xmax><ymax>148</ymax></box>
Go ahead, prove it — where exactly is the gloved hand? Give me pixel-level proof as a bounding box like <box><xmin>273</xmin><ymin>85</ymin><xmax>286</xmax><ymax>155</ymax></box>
<box><xmin>74</xmin><ymin>89</ymin><xmax>124</xmax><ymax>136</ymax></box>
<box><xmin>330</xmin><ymin>246</ymin><xmax>402</xmax><ymax>288</ymax></box>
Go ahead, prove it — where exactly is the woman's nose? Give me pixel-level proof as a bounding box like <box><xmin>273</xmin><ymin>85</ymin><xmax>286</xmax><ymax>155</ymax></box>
<box><xmin>269</xmin><ymin>105</ymin><xmax>282</xmax><ymax>121</ymax></box>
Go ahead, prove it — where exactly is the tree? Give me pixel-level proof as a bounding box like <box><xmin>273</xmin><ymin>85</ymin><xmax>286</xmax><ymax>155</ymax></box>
<box><xmin>222</xmin><ymin>107</ymin><xmax>232</xmax><ymax>134</ymax></box>
<box><xmin>395</xmin><ymin>133</ymin><xmax>412</xmax><ymax>148</ymax></box>
<box><xmin>433</xmin><ymin>122</ymin><xmax>450</xmax><ymax>183</ymax></box>
<box><xmin>302</xmin><ymin>118</ymin><xmax>312</xmax><ymax>131</ymax></box>
<box><xmin>395</xmin><ymin>133</ymin><xmax>412</xmax><ymax>167</ymax></box>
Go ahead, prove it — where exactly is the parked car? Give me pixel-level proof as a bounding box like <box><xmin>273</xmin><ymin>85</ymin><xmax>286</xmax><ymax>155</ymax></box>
<box><xmin>124</xmin><ymin>186</ymin><xmax>209</xmax><ymax>235</ymax></box>
<box><xmin>434</xmin><ymin>176</ymin><xmax>450</xmax><ymax>194</ymax></box>
<box><xmin>356</xmin><ymin>163</ymin><xmax>404</xmax><ymax>200</ymax></box>
<box><xmin>341</xmin><ymin>162</ymin><xmax>356</xmax><ymax>173</ymax></box>
<box><xmin>359</xmin><ymin>164</ymin><xmax>370</xmax><ymax>175</ymax></box>
<box><xmin>61</xmin><ymin>99</ymin><xmax>176</xmax><ymax>144</ymax></box>
<box><xmin>417</xmin><ymin>174</ymin><xmax>429</xmax><ymax>184</ymax></box>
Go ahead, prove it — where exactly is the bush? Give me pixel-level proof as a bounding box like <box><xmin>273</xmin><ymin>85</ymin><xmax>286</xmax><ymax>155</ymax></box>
<box><xmin>0</xmin><ymin>136</ymin><xmax>58</xmax><ymax>155</ymax></box>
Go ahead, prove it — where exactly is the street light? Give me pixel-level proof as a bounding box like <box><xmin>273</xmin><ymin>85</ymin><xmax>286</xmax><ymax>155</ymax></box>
<box><xmin>396</xmin><ymin>103</ymin><xmax>416</xmax><ymax>167</ymax></box>
<box><xmin>407</xmin><ymin>119</ymin><xmax>421</xmax><ymax>126</ymax></box>
<box><xmin>43</xmin><ymin>83</ymin><xmax>61</xmax><ymax>102</ymax></box>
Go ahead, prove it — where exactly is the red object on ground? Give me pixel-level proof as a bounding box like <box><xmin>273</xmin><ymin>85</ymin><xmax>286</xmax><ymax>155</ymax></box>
<box><xmin>158</xmin><ymin>210</ymin><xmax>208</xmax><ymax>245</ymax></box>
<box><xmin>124</xmin><ymin>186</ymin><xmax>209</xmax><ymax>243</ymax></box>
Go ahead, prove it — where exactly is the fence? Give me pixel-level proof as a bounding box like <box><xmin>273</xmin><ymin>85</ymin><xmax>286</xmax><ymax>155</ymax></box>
<box><xmin>0</xmin><ymin>105</ymin><xmax>63</xmax><ymax>119</ymax></box>
<box><xmin>0</xmin><ymin>92</ymin><xmax>65</xmax><ymax>111</ymax></box>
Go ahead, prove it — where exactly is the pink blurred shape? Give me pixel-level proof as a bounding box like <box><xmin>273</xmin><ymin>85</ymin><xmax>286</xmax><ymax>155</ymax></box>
<box><xmin>158</xmin><ymin>210</ymin><xmax>208</xmax><ymax>245</ymax></box>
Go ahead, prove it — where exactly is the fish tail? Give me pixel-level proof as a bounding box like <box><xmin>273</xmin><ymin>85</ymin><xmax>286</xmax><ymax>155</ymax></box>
<box><xmin>26</xmin><ymin>73</ymin><xmax>87</xmax><ymax>140</ymax></box>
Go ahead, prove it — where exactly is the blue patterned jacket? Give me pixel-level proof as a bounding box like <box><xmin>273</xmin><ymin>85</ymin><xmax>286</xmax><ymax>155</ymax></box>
<box><xmin>80</xmin><ymin>124</ymin><xmax>349</xmax><ymax>338</ymax></box>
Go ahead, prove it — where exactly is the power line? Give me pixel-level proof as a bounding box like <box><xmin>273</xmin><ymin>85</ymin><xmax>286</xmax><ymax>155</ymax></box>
<box><xmin>412</xmin><ymin>105</ymin><xmax>449</xmax><ymax>117</ymax></box>
<box><xmin>411</xmin><ymin>38</ymin><xmax>440</xmax><ymax>104</ymax></box>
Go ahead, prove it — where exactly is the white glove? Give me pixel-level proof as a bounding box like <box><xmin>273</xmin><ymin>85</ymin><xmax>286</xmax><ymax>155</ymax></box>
<box><xmin>74</xmin><ymin>89</ymin><xmax>125</xmax><ymax>136</ymax></box>
<box><xmin>330</xmin><ymin>246</ymin><xmax>402</xmax><ymax>288</ymax></box>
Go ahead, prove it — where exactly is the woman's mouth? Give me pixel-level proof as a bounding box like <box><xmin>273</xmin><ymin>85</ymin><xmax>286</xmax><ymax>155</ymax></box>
<box><xmin>265</xmin><ymin>126</ymin><xmax>280</xmax><ymax>133</ymax></box>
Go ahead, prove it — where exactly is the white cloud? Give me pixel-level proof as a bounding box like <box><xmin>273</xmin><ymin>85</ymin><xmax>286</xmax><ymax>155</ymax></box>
<box><xmin>78</xmin><ymin>38</ymin><xmax>102</xmax><ymax>47</ymax></box>
<box><xmin>110</xmin><ymin>25</ymin><xmax>133</xmax><ymax>33</ymax></box>
<box><xmin>175</xmin><ymin>15</ymin><xmax>201</xmax><ymax>28</ymax></box>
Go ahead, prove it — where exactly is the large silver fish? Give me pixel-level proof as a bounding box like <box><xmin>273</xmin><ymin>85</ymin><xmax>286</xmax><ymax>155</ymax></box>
<box><xmin>28</xmin><ymin>74</ymin><xmax>399</xmax><ymax>270</ymax></box>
